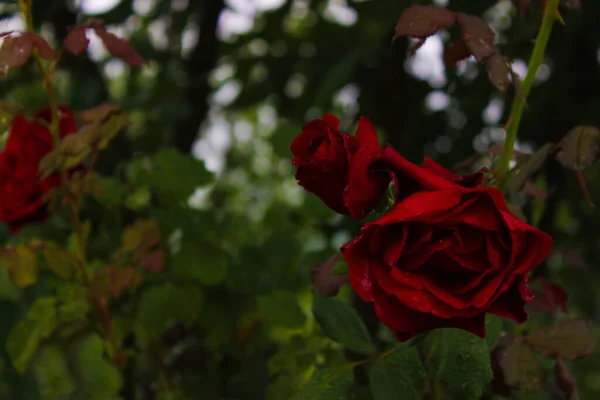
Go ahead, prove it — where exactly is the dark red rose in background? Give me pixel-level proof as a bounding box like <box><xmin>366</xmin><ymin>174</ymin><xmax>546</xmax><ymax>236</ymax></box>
<box><xmin>342</xmin><ymin>145</ymin><xmax>552</xmax><ymax>341</ymax></box>
<box><xmin>291</xmin><ymin>114</ymin><xmax>389</xmax><ymax>219</ymax></box>
<box><xmin>0</xmin><ymin>105</ymin><xmax>77</xmax><ymax>233</ymax></box>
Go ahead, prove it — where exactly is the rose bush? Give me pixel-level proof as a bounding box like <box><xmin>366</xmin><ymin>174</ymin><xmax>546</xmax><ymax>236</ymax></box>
<box><xmin>341</xmin><ymin>145</ymin><xmax>553</xmax><ymax>341</ymax></box>
<box><xmin>0</xmin><ymin>105</ymin><xmax>76</xmax><ymax>232</ymax></box>
<box><xmin>291</xmin><ymin>114</ymin><xmax>389</xmax><ymax>219</ymax></box>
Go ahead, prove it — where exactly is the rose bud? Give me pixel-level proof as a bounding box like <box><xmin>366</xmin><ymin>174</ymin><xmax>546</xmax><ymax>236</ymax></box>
<box><xmin>0</xmin><ymin>105</ymin><xmax>77</xmax><ymax>232</ymax></box>
<box><xmin>291</xmin><ymin>114</ymin><xmax>389</xmax><ymax>219</ymax></box>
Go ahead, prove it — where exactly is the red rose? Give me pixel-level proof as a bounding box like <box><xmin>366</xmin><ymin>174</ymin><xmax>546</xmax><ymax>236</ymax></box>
<box><xmin>0</xmin><ymin>105</ymin><xmax>77</xmax><ymax>232</ymax></box>
<box><xmin>291</xmin><ymin>114</ymin><xmax>390</xmax><ymax>219</ymax></box>
<box><xmin>342</xmin><ymin>145</ymin><xmax>552</xmax><ymax>341</ymax></box>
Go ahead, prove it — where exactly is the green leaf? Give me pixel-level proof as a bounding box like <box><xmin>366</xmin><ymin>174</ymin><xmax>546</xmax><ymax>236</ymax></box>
<box><xmin>291</xmin><ymin>366</ymin><xmax>354</xmax><ymax>400</ymax></box>
<box><xmin>506</xmin><ymin>143</ymin><xmax>554</xmax><ymax>193</ymax></box>
<box><xmin>556</xmin><ymin>126</ymin><xmax>600</xmax><ymax>171</ymax></box>
<box><xmin>33</xmin><ymin>345</ymin><xmax>74</xmax><ymax>399</ymax></box>
<box><xmin>124</xmin><ymin>186</ymin><xmax>151</xmax><ymax>210</ymax></box>
<box><xmin>428</xmin><ymin>329</ymin><xmax>493</xmax><ymax>400</ymax></box>
<box><xmin>6</xmin><ymin>297</ymin><xmax>58</xmax><ymax>373</ymax></box>
<box><xmin>43</xmin><ymin>242</ymin><xmax>80</xmax><ymax>280</ymax></box>
<box><xmin>97</xmin><ymin>112</ymin><xmax>129</xmax><ymax>150</ymax></box>
<box><xmin>138</xmin><ymin>148</ymin><xmax>213</xmax><ymax>204</ymax></box>
<box><xmin>169</xmin><ymin>243</ymin><xmax>229</xmax><ymax>286</ymax></box>
<box><xmin>257</xmin><ymin>291</ymin><xmax>306</xmax><ymax>328</ymax></box>
<box><xmin>485</xmin><ymin>314</ymin><xmax>503</xmax><ymax>349</ymax></box>
<box><xmin>93</xmin><ymin>176</ymin><xmax>126</xmax><ymax>209</ymax></box>
<box><xmin>1</xmin><ymin>246</ymin><xmax>39</xmax><ymax>288</ymax></box>
<box><xmin>135</xmin><ymin>284</ymin><xmax>204</xmax><ymax>348</ymax></box>
<box><xmin>56</xmin><ymin>284</ymin><xmax>91</xmax><ymax>323</ymax></box>
<box><xmin>332</xmin><ymin>260</ymin><xmax>348</xmax><ymax>275</ymax></box>
<box><xmin>312</xmin><ymin>291</ymin><xmax>376</xmax><ymax>355</ymax></box>
<box><xmin>0</xmin><ymin>264</ymin><xmax>21</xmax><ymax>302</ymax></box>
<box><xmin>369</xmin><ymin>345</ymin><xmax>426</xmax><ymax>400</ymax></box>
<box><xmin>70</xmin><ymin>334</ymin><xmax>122</xmax><ymax>399</ymax></box>
<box><xmin>369</xmin><ymin>361</ymin><xmax>421</xmax><ymax>400</ymax></box>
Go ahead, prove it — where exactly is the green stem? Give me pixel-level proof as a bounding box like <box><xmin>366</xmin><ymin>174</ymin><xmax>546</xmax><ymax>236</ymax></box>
<box><xmin>19</xmin><ymin>0</ymin><xmax>88</xmax><ymax>274</ymax></box>
<box><xmin>19</xmin><ymin>0</ymin><xmax>61</xmax><ymax>148</ymax></box>
<box><xmin>498</xmin><ymin>0</ymin><xmax>561</xmax><ymax>181</ymax></box>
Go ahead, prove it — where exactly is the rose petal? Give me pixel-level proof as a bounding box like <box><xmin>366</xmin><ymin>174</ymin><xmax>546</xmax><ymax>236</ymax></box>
<box><xmin>446</xmin><ymin>247</ymin><xmax>489</xmax><ymax>272</ymax></box>
<box><xmin>488</xmin><ymin>275</ymin><xmax>530</xmax><ymax>323</ymax></box>
<box><xmin>503</xmin><ymin>215</ymin><xmax>553</xmax><ymax>275</ymax></box>
<box><xmin>400</xmin><ymin>235</ymin><xmax>453</xmax><ymax>269</ymax></box>
<box><xmin>2</xmin><ymin>115</ymin><xmax>29</xmax><ymax>154</ymax></box>
<box><xmin>423</xmin><ymin>268</ymin><xmax>502</xmax><ymax>311</ymax></box>
<box><xmin>401</xmin><ymin>223</ymin><xmax>434</xmax><ymax>254</ymax></box>
<box><xmin>291</xmin><ymin>116</ymin><xmax>355</xmax><ymax>214</ymax></box>
<box><xmin>375</xmin><ymin>189</ymin><xmax>462</xmax><ymax>225</ymax></box>
<box><xmin>372</xmin><ymin>288</ymin><xmax>486</xmax><ymax>341</ymax></box>
<box><xmin>483</xmin><ymin>186</ymin><xmax>512</xmax><ymax>213</ymax></box>
<box><xmin>452</xmin><ymin>225</ymin><xmax>483</xmax><ymax>252</ymax></box>
<box><xmin>343</xmin><ymin>117</ymin><xmax>390</xmax><ymax>220</ymax></box>
<box><xmin>382</xmin><ymin>144</ymin><xmax>456</xmax><ymax>195</ymax></box>
<box><xmin>342</xmin><ymin>232</ymin><xmax>377</xmax><ymax>302</ymax></box>
<box><xmin>371</xmin><ymin>261</ymin><xmax>484</xmax><ymax>319</ymax></box>
<box><xmin>370</xmin><ymin>224</ymin><xmax>409</xmax><ymax>266</ymax></box>
<box><xmin>427</xmin><ymin>194</ymin><xmax>503</xmax><ymax>231</ymax></box>
<box><xmin>485</xmin><ymin>233</ymin><xmax>507</xmax><ymax>270</ymax></box>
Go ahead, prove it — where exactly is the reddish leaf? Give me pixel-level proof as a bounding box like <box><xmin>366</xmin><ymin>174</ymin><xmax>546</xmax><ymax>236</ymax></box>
<box><xmin>139</xmin><ymin>249</ymin><xmax>165</xmax><ymax>274</ymax></box>
<box><xmin>394</xmin><ymin>5</ymin><xmax>456</xmax><ymax>41</ymax></box>
<box><xmin>529</xmin><ymin>278</ymin><xmax>568</xmax><ymax>315</ymax></box>
<box><xmin>486</xmin><ymin>53</ymin><xmax>511</xmax><ymax>93</ymax></box>
<box><xmin>107</xmin><ymin>266</ymin><xmax>140</xmax><ymax>298</ymax></box>
<box><xmin>444</xmin><ymin>39</ymin><xmax>471</xmax><ymax>66</ymax></box>
<box><xmin>93</xmin><ymin>26</ymin><xmax>147</xmax><ymax>66</ymax></box>
<box><xmin>529</xmin><ymin>319</ymin><xmax>596</xmax><ymax>360</ymax></box>
<box><xmin>556</xmin><ymin>126</ymin><xmax>600</xmax><ymax>171</ymax></box>
<box><xmin>456</xmin><ymin>13</ymin><xmax>497</xmax><ymax>62</ymax></box>
<box><xmin>0</xmin><ymin>34</ymin><xmax>34</xmax><ymax>72</ymax></box>
<box><xmin>555</xmin><ymin>358</ymin><xmax>580</xmax><ymax>400</ymax></box>
<box><xmin>23</xmin><ymin>32</ymin><xmax>55</xmax><ymax>60</ymax></box>
<box><xmin>80</xmin><ymin>103</ymin><xmax>122</xmax><ymax>122</ymax></box>
<box><xmin>311</xmin><ymin>254</ymin><xmax>349</xmax><ymax>297</ymax></box>
<box><xmin>499</xmin><ymin>337</ymin><xmax>546</xmax><ymax>391</ymax></box>
<box><xmin>64</xmin><ymin>26</ymin><xmax>90</xmax><ymax>55</ymax></box>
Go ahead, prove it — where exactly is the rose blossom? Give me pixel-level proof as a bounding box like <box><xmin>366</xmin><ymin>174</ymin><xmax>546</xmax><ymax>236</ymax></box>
<box><xmin>342</xmin><ymin>145</ymin><xmax>552</xmax><ymax>341</ymax></box>
<box><xmin>0</xmin><ymin>105</ymin><xmax>77</xmax><ymax>232</ymax></box>
<box><xmin>291</xmin><ymin>114</ymin><xmax>390</xmax><ymax>220</ymax></box>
